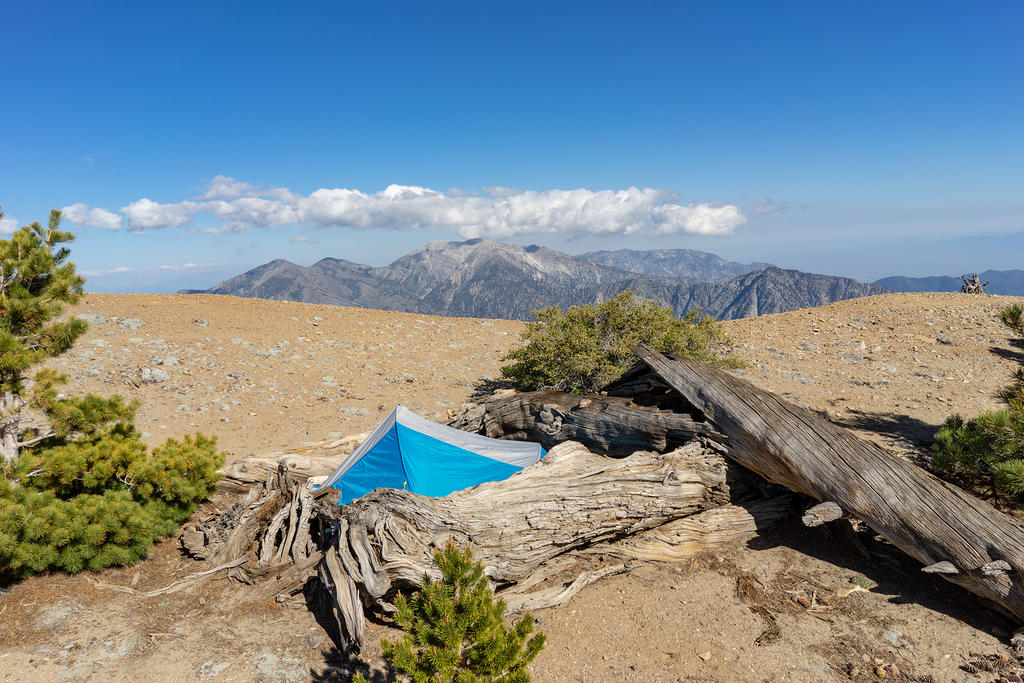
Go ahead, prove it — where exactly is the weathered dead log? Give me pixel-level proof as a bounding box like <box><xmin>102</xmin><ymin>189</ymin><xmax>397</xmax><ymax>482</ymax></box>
<box><xmin>634</xmin><ymin>344</ymin><xmax>1024</xmax><ymax>622</ymax></box>
<box><xmin>449</xmin><ymin>389</ymin><xmax>718</xmax><ymax>455</ymax></box>
<box><xmin>308</xmin><ymin>440</ymin><xmax>790</xmax><ymax>651</ymax></box>
<box><xmin>216</xmin><ymin>433</ymin><xmax>367</xmax><ymax>493</ymax></box>
<box><xmin>183</xmin><ymin>439</ymin><xmax>790</xmax><ymax>651</ymax></box>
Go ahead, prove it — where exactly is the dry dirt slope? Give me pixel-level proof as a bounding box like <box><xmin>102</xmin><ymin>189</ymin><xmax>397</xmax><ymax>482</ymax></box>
<box><xmin>0</xmin><ymin>291</ymin><xmax>1022</xmax><ymax>682</ymax></box>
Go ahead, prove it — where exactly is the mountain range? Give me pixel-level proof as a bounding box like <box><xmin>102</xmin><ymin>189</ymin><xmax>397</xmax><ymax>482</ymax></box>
<box><xmin>580</xmin><ymin>248</ymin><xmax>774</xmax><ymax>281</ymax></box>
<box><xmin>873</xmin><ymin>269</ymin><xmax>1024</xmax><ymax>296</ymax></box>
<box><xmin>187</xmin><ymin>239</ymin><xmax>887</xmax><ymax>321</ymax></box>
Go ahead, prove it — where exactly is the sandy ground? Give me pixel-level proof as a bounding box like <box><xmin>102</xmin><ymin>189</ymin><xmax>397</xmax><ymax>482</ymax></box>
<box><xmin>2</xmin><ymin>291</ymin><xmax>1023</xmax><ymax>682</ymax></box>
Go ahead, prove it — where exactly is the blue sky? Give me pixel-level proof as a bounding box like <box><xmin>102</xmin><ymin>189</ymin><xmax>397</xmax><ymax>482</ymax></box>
<box><xmin>1</xmin><ymin>1</ymin><xmax>1022</xmax><ymax>292</ymax></box>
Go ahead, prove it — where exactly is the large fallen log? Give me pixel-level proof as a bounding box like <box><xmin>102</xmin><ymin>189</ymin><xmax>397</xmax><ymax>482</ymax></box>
<box><xmin>183</xmin><ymin>439</ymin><xmax>790</xmax><ymax>651</ymax></box>
<box><xmin>449</xmin><ymin>389</ymin><xmax>717</xmax><ymax>455</ymax></box>
<box><xmin>633</xmin><ymin>343</ymin><xmax>1024</xmax><ymax>622</ymax></box>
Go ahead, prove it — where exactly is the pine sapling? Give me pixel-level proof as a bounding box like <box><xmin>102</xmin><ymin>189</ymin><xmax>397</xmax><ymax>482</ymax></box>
<box><xmin>370</xmin><ymin>541</ymin><xmax>545</xmax><ymax>683</ymax></box>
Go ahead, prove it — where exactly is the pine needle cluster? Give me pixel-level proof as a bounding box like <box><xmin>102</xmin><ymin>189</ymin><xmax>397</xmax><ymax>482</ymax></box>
<box><xmin>931</xmin><ymin>303</ymin><xmax>1024</xmax><ymax>505</ymax></box>
<box><xmin>500</xmin><ymin>289</ymin><xmax>741</xmax><ymax>394</ymax></box>
<box><xmin>364</xmin><ymin>542</ymin><xmax>545</xmax><ymax>683</ymax></box>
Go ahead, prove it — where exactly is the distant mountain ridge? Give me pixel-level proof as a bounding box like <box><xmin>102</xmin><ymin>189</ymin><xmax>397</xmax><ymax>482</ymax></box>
<box><xmin>873</xmin><ymin>269</ymin><xmax>1024</xmax><ymax>296</ymax></box>
<box><xmin>580</xmin><ymin>248</ymin><xmax>773</xmax><ymax>281</ymax></box>
<box><xmin>192</xmin><ymin>239</ymin><xmax>887</xmax><ymax>321</ymax></box>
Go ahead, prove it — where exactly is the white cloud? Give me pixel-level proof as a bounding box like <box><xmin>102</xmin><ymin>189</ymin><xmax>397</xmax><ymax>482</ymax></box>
<box><xmin>197</xmin><ymin>174</ymin><xmax>257</xmax><ymax>200</ymax></box>
<box><xmin>483</xmin><ymin>186</ymin><xmax>520</xmax><ymax>197</ymax></box>
<box><xmin>159</xmin><ymin>262</ymin><xmax>200</xmax><ymax>271</ymax></box>
<box><xmin>204</xmin><ymin>196</ymin><xmax>300</xmax><ymax>231</ymax></box>
<box><xmin>290</xmin><ymin>235</ymin><xmax>319</xmax><ymax>244</ymax></box>
<box><xmin>66</xmin><ymin>178</ymin><xmax>747</xmax><ymax>238</ymax></box>
<box><xmin>651</xmin><ymin>203</ymin><xmax>747</xmax><ymax>235</ymax></box>
<box><xmin>62</xmin><ymin>203</ymin><xmax>124</xmax><ymax>230</ymax></box>
<box><xmin>81</xmin><ymin>266</ymin><xmax>133</xmax><ymax>276</ymax></box>
<box><xmin>0</xmin><ymin>216</ymin><xmax>18</xmax><ymax>235</ymax></box>
<box><xmin>122</xmin><ymin>198</ymin><xmax>198</xmax><ymax>230</ymax></box>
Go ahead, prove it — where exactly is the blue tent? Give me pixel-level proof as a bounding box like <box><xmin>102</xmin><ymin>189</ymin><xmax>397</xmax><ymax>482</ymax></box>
<box><xmin>321</xmin><ymin>405</ymin><xmax>545</xmax><ymax>504</ymax></box>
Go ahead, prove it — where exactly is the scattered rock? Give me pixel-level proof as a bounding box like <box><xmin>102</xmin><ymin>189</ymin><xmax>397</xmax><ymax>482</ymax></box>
<box><xmin>118</xmin><ymin>318</ymin><xmax>144</xmax><ymax>330</ymax></box>
<box><xmin>141</xmin><ymin>367</ymin><xmax>171</xmax><ymax>384</ymax></box>
<box><xmin>198</xmin><ymin>661</ymin><xmax>231</xmax><ymax>678</ymax></box>
<box><xmin>882</xmin><ymin>628</ymin><xmax>903</xmax><ymax>647</ymax></box>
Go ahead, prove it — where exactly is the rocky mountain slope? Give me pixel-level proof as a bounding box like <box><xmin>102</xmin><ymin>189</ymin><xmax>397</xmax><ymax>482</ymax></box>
<box><xmin>579</xmin><ymin>247</ymin><xmax>772</xmax><ymax>281</ymax></box>
<box><xmin>875</xmin><ymin>268</ymin><xmax>1024</xmax><ymax>295</ymax></box>
<box><xmin>197</xmin><ymin>239</ymin><xmax>887</xmax><ymax>320</ymax></box>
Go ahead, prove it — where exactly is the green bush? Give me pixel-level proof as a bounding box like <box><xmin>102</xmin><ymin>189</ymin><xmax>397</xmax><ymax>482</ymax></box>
<box><xmin>0</xmin><ymin>426</ymin><xmax>223</xmax><ymax>577</ymax></box>
<box><xmin>367</xmin><ymin>542</ymin><xmax>545</xmax><ymax>683</ymax></box>
<box><xmin>930</xmin><ymin>303</ymin><xmax>1024</xmax><ymax>505</ymax></box>
<box><xmin>500</xmin><ymin>290</ymin><xmax>741</xmax><ymax>394</ymax></box>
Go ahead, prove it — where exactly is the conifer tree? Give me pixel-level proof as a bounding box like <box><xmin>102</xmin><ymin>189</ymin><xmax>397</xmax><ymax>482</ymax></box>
<box><xmin>0</xmin><ymin>207</ymin><xmax>223</xmax><ymax>578</ymax></box>
<box><xmin>369</xmin><ymin>541</ymin><xmax>546</xmax><ymax>683</ymax></box>
<box><xmin>0</xmin><ymin>206</ymin><xmax>87</xmax><ymax>465</ymax></box>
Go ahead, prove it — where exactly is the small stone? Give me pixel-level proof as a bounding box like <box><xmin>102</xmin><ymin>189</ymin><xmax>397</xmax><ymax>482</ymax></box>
<box><xmin>141</xmin><ymin>367</ymin><xmax>170</xmax><ymax>383</ymax></box>
<box><xmin>698</xmin><ymin>651</ymin><xmax>712</xmax><ymax>661</ymax></box>
<box><xmin>307</xmin><ymin>635</ymin><xmax>324</xmax><ymax>649</ymax></box>
<box><xmin>882</xmin><ymin>628</ymin><xmax>903</xmax><ymax>646</ymax></box>
<box><xmin>937</xmin><ymin>337</ymin><xmax>955</xmax><ymax>345</ymax></box>
<box><xmin>76</xmin><ymin>313</ymin><xmax>107</xmax><ymax>324</ymax></box>
<box><xmin>118</xmin><ymin>318</ymin><xmax>144</xmax><ymax>330</ymax></box>
<box><xmin>800</xmin><ymin>342</ymin><xmax>818</xmax><ymax>351</ymax></box>
<box><xmin>193</xmin><ymin>318</ymin><xmax>208</xmax><ymax>327</ymax></box>
<box><xmin>198</xmin><ymin>661</ymin><xmax>231</xmax><ymax>678</ymax></box>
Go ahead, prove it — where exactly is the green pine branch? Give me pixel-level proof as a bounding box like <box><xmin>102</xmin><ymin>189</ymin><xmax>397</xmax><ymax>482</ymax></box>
<box><xmin>373</xmin><ymin>541</ymin><xmax>545</xmax><ymax>682</ymax></box>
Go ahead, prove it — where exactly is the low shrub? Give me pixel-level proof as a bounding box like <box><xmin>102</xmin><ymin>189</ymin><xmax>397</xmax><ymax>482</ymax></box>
<box><xmin>0</xmin><ymin>426</ymin><xmax>223</xmax><ymax>577</ymax></box>
<box><xmin>501</xmin><ymin>290</ymin><xmax>741</xmax><ymax>394</ymax></box>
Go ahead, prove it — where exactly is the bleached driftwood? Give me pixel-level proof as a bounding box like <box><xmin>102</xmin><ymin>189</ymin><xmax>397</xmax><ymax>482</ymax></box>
<box><xmin>184</xmin><ymin>439</ymin><xmax>790</xmax><ymax>651</ymax></box>
<box><xmin>634</xmin><ymin>344</ymin><xmax>1024</xmax><ymax>623</ymax></box>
